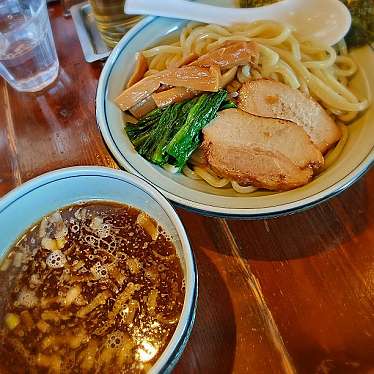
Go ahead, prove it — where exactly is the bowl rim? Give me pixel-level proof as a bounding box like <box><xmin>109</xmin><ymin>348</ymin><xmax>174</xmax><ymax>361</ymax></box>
<box><xmin>96</xmin><ymin>16</ymin><xmax>374</xmax><ymax>218</ymax></box>
<box><xmin>0</xmin><ymin>166</ymin><xmax>198</xmax><ymax>373</ymax></box>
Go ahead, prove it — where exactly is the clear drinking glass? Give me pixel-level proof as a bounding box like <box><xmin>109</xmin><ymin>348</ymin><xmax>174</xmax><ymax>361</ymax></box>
<box><xmin>89</xmin><ymin>0</ymin><xmax>142</xmax><ymax>48</ymax></box>
<box><xmin>0</xmin><ymin>0</ymin><xmax>59</xmax><ymax>92</ymax></box>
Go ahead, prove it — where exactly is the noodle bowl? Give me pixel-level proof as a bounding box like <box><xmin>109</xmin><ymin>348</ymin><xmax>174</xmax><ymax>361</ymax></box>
<box><xmin>139</xmin><ymin>21</ymin><xmax>368</xmax><ymax>193</ymax></box>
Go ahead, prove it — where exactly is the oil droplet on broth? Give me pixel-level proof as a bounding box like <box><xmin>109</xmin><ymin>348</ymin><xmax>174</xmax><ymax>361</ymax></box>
<box><xmin>137</xmin><ymin>340</ymin><xmax>159</xmax><ymax>362</ymax></box>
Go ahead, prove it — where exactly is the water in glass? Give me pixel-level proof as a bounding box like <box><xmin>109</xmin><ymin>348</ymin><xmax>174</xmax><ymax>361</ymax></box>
<box><xmin>0</xmin><ymin>0</ymin><xmax>59</xmax><ymax>92</ymax></box>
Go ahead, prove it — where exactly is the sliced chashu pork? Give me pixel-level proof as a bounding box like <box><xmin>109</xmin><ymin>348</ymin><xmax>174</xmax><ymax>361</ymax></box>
<box><xmin>238</xmin><ymin>79</ymin><xmax>341</xmax><ymax>153</ymax></box>
<box><xmin>202</xmin><ymin>108</ymin><xmax>324</xmax><ymax>191</ymax></box>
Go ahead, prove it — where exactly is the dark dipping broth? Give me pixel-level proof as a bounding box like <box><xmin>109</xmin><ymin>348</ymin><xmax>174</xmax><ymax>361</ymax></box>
<box><xmin>0</xmin><ymin>202</ymin><xmax>185</xmax><ymax>373</ymax></box>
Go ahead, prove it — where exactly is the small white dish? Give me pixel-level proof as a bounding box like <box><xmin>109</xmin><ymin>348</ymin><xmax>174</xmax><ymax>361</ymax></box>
<box><xmin>96</xmin><ymin>16</ymin><xmax>374</xmax><ymax>218</ymax></box>
<box><xmin>70</xmin><ymin>2</ymin><xmax>111</xmax><ymax>63</ymax></box>
<box><xmin>0</xmin><ymin>166</ymin><xmax>197</xmax><ymax>374</ymax></box>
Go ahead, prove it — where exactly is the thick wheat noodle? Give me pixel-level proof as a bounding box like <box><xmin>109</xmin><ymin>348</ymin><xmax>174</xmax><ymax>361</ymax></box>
<box><xmin>286</xmin><ymin>34</ymin><xmax>302</xmax><ymax>60</ymax></box>
<box><xmin>144</xmin><ymin>69</ymin><xmax>159</xmax><ymax>77</ymax></box>
<box><xmin>258</xmin><ymin>44</ymin><xmax>280</xmax><ymax>67</ymax></box>
<box><xmin>323</xmin><ymin>124</ymin><xmax>349</xmax><ymax>170</ymax></box>
<box><xmin>337</xmin><ymin>111</ymin><xmax>358</xmax><ymax>122</ymax></box>
<box><xmin>183</xmin><ymin>27</ymin><xmax>214</xmax><ymax>54</ymax></box>
<box><xmin>195</xmin><ymin>32</ymin><xmax>231</xmax><ymax>45</ymax></box>
<box><xmin>148</xmin><ymin>54</ymin><xmax>164</xmax><ymax>70</ymax></box>
<box><xmin>182</xmin><ymin>165</ymin><xmax>202</xmax><ymax>180</ymax></box>
<box><xmin>311</xmin><ymin>68</ymin><xmax>358</xmax><ymax>103</ymax></box>
<box><xmin>203</xmin><ymin>24</ymin><xmax>232</xmax><ymax>36</ymax></box>
<box><xmin>334</xmin><ymin>56</ymin><xmax>357</xmax><ymax>76</ymax></box>
<box><xmin>193</xmin><ymin>166</ymin><xmax>230</xmax><ymax>188</ymax></box>
<box><xmin>302</xmin><ymin>46</ymin><xmax>337</xmax><ymax>69</ymax></box>
<box><xmin>179</xmin><ymin>22</ymin><xmax>200</xmax><ymax>45</ymax></box>
<box><xmin>182</xmin><ymin>162</ymin><xmax>260</xmax><ymax>194</ymax></box>
<box><xmin>299</xmin><ymin>78</ymin><xmax>310</xmax><ymax>95</ymax></box>
<box><xmin>271</xmin><ymin>46</ymin><xmax>368</xmax><ymax>112</ymax></box>
<box><xmin>262</xmin><ymin>60</ymin><xmax>300</xmax><ymax>89</ymax></box>
<box><xmin>336</xmin><ymin>40</ymin><xmax>348</xmax><ymax>56</ymax></box>
<box><xmin>237</xmin><ymin>68</ymin><xmax>249</xmax><ymax>83</ymax></box>
<box><xmin>231</xmin><ymin>181</ymin><xmax>258</xmax><ymax>194</ymax></box>
<box><xmin>250</xmin><ymin>26</ymin><xmax>292</xmax><ymax>46</ymax></box>
<box><xmin>230</xmin><ymin>22</ymin><xmax>291</xmax><ymax>44</ymax></box>
<box><xmin>143</xmin><ymin>46</ymin><xmax>182</xmax><ymax>58</ymax></box>
<box><xmin>195</xmin><ymin>38</ymin><xmax>212</xmax><ymax>55</ymax></box>
<box><xmin>338</xmin><ymin>76</ymin><xmax>348</xmax><ymax>86</ymax></box>
<box><xmin>139</xmin><ymin>21</ymin><xmax>368</xmax><ymax>193</ymax></box>
<box><xmin>300</xmin><ymin>43</ymin><xmax>332</xmax><ymax>54</ymax></box>
<box><xmin>309</xmin><ymin>73</ymin><xmax>367</xmax><ymax>112</ymax></box>
<box><xmin>169</xmin><ymin>54</ymin><xmax>182</xmax><ymax>67</ymax></box>
<box><xmin>165</xmin><ymin>54</ymin><xmax>176</xmax><ymax>67</ymax></box>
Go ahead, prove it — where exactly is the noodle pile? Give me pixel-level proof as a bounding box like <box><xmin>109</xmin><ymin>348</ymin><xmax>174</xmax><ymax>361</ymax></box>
<box><xmin>140</xmin><ymin>21</ymin><xmax>368</xmax><ymax>193</ymax></box>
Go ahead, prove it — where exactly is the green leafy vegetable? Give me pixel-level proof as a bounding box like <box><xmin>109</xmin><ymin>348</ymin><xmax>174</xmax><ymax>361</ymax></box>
<box><xmin>239</xmin><ymin>0</ymin><xmax>276</xmax><ymax>7</ymax></box>
<box><xmin>166</xmin><ymin>90</ymin><xmax>227</xmax><ymax>168</ymax></box>
<box><xmin>138</xmin><ymin>102</ymin><xmax>182</xmax><ymax>165</ymax></box>
<box><xmin>125</xmin><ymin>90</ymin><xmax>228</xmax><ymax>170</ymax></box>
<box><xmin>341</xmin><ymin>0</ymin><xmax>374</xmax><ymax>48</ymax></box>
<box><xmin>220</xmin><ymin>98</ymin><xmax>237</xmax><ymax>110</ymax></box>
<box><xmin>126</xmin><ymin>107</ymin><xmax>165</xmax><ymax>148</ymax></box>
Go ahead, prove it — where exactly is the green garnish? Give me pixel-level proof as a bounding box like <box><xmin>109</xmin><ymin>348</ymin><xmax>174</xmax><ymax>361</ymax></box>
<box><xmin>341</xmin><ymin>0</ymin><xmax>374</xmax><ymax>48</ymax></box>
<box><xmin>166</xmin><ymin>90</ymin><xmax>227</xmax><ymax>168</ymax></box>
<box><xmin>125</xmin><ymin>90</ymin><xmax>228</xmax><ymax>170</ymax></box>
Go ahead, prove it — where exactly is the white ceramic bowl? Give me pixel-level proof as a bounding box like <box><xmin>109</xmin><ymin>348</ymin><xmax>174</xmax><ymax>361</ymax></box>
<box><xmin>0</xmin><ymin>166</ymin><xmax>197</xmax><ymax>374</ymax></box>
<box><xmin>96</xmin><ymin>16</ymin><xmax>374</xmax><ymax>218</ymax></box>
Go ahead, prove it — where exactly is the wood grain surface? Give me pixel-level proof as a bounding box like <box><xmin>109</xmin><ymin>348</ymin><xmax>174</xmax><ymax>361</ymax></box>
<box><xmin>0</xmin><ymin>4</ymin><xmax>373</xmax><ymax>373</ymax></box>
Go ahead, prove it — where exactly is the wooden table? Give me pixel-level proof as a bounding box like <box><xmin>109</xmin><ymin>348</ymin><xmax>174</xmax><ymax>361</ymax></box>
<box><xmin>1</xmin><ymin>4</ymin><xmax>374</xmax><ymax>373</ymax></box>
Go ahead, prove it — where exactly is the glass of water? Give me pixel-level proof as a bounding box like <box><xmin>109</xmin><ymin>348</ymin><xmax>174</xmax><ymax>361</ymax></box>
<box><xmin>0</xmin><ymin>0</ymin><xmax>59</xmax><ymax>92</ymax></box>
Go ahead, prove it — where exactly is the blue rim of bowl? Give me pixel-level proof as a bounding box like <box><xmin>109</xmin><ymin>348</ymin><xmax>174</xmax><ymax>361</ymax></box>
<box><xmin>96</xmin><ymin>16</ymin><xmax>374</xmax><ymax>218</ymax></box>
<box><xmin>0</xmin><ymin>166</ymin><xmax>198</xmax><ymax>374</ymax></box>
